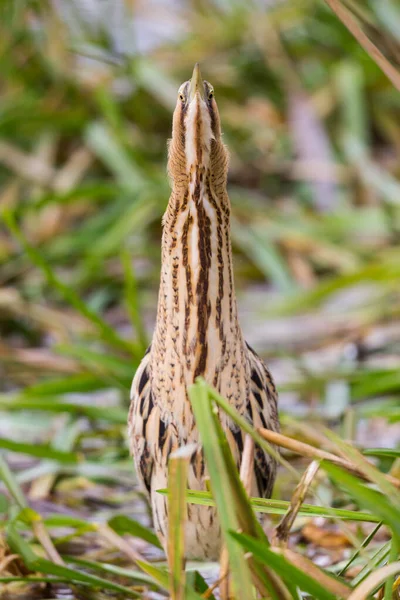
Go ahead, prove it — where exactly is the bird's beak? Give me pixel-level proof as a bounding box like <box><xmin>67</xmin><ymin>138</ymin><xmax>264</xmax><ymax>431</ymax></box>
<box><xmin>189</xmin><ymin>63</ymin><xmax>205</xmax><ymax>102</ymax></box>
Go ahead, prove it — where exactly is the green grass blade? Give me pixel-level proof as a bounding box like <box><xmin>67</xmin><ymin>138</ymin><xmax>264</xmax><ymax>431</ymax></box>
<box><xmin>7</xmin><ymin>523</ymin><xmax>141</xmax><ymax>597</ymax></box>
<box><xmin>349</xmin><ymin>562</ymin><xmax>400</xmax><ymax>600</ymax></box>
<box><xmin>2</xmin><ymin>209</ymin><xmax>136</xmax><ymax>355</ymax></box>
<box><xmin>231</xmin><ymin>532</ymin><xmax>348</xmax><ymax>600</ymax></box>
<box><xmin>136</xmin><ymin>560</ymin><xmax>204</xmax><ymax>600</ymax></box>
<box><xmin>338</xmin><ymin>522</ymin><xmax>383</xmax><ymax>576</ymax></box>
<box><xmin>188</xmin><ymin>380</ymin><xmax>255</xmax><ymax>599</ymax></box>
<box><xmin>121</xmin><ymin>247</ymin><xmax>148</xmax><ymax>351</ymax></box>
<box><xmin>190</xmin><ymin>380</ymin><xmax>293</xmax><ymax>599</ymax></box>
<box><xmin>362</xmin><ymin>448</ymin><xmax>400</xmax><ymax>458</ymax></box>
<box><xmin>34</xmin><ymin>557</ymin><xmax>142</xmax><ymax>598</ymax></box>
<box><xmin>351</xmin><ymin>541</ymin><xmax>391</xmax><ymax>587</ymax></box>
<box><xmin>384</xmin><ymin>537</ymin><xmax>399</xmax><ymax>600</ymax></box>
<box><xmin>0</xmin><ymin>492</ymin><xmax>9</xmax><ymax>514</ymax></box>
<box><xmin>325</xmin><ymin>431</ymin><xmax>400</xmax><ymax>511</ymax></box>
<box><xmin>322</xmin><ymin>461</ymin><xmax>400</xmax><ymax>544</ymax></box>
<box><xmin>0</xmin><ymin>394</ymin><xmax>128</xmax><ymax>423</ymax></box>
<box><xmin>21</xmin><ymin>374</ymin><xmax>108</xmax><ymax>396</ymax></box>
<box><xmin>168</xmin><ymin>446</ymin><xmax>192</xmax><ymax>600</ymax></box>
<box><xmin>0</xmin><ymin>453</ymin><xmax>27</xmax><ymax>509</ymax></box>
<box><xmin>108</xmin><ymin>515</ymin><xmax>162</xmax><ymax>549</ymax></box>
<box><xmin>0</xmin><ymin>438</ymin><xmax>80</xmax><ymax>463</ymax></box>
<box><xmin>157</xmin><ymin>488</ymin><xmax>381</xmax><ymax>522</ymax></box>
<box><xmin>232</xmin><ymin>219</ymin><xmax>295</xmax><ymax>293</ymax></box>
<box><xmin>135</xmin><ymin>560</ymin><xmax>170</xmax><ymax>590</ymax></box>
<box><xmin>206</xmin><ymin>384</ymin><xmax>296</xmax><ymax>477</ymax></box>
<box><xmin>62</xmin><ymin>555</ymin><xmax>156</xmax><ymax>587</ymax></box>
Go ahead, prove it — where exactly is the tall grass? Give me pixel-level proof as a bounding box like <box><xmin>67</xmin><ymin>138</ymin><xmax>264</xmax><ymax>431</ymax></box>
<box><xmin>0</xmin><ymin>0</ymin><xmax>400</xmax><ymax>598</ymax></box>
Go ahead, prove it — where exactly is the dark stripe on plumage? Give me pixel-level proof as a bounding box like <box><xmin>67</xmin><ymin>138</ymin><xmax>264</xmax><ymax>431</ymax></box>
<box><xmin>172</xmin><ymin>255</ymin><xmax>179</xmax><ymax>310</ymax></box>
<box><xmin>169</xmin><ymin>189</ymin><xmax>188</xmax><ymax>248</ymax></box>
<box><xmin>259</xmin><ymin>410</ymin><xmax>268</xmax><ymax>429</ymax></box>
<box><xmin>232</xmin><ymin>427</ymin><xmax>243</xmax><ymax>456</ymax></box>
<box><xmin>254</xmin><ymin>448</ymin><xmax>272</xmax><ymax>497</ymax></box>
<box><xmin>253</xmin><ymin>390</ymin><xmax>263</xmax><ymax>409</ymax></box>
<box><xmin>251</xmin><ymin>368</ymin><xmax>263</xmax><ymax>390</ymax></box>
<box><xmin>206</xmin><ymin>176</ymin><xmax>225</xmax><ymax>341</ymax></box>
<box><xmin>158</xmin><ymin>418</ymin><xmax>167</xmax><ymax>453</ymax></box>
<box><xmin>195</xmin><ymin>101</ymin><xmax>202</xmax><ymax>166</ymax></box>
<box><xmin>194</xmin><ymin>168</ymin><xmax>212</xmax><ymax>378</ymax></box>
<box><xmin>181</xmin><ymin>211</ymin><xmax>193</xmax><ymax>358</ymax></box>
<box><xmin>181</xmin><ymin>213</ymin><xmax>193</xmax><ymax>304</ymax></box>
<box><xmin>140</xmin><ymin>445</ymin><xmax>152</xmax><ymax>494</ymax></box>
<box><xmin>224</xmin><ymin>223</ymin><xmax>234</xmax><ymax>321</ymax></box>
<box><xmin>141</xmin><ymin>390</ymin><xmax>154</xmax><ymax>436</ymax></box>
<box><xmin>246</xmin><ymin>398</ymin><xmax>254</xmax><ymax>421</ymax></box>
<box><xmin>179</xmin><ymin>93</ymin><xmax>187</xmax><ymax>146</ymax></box>
<box><xmin>138</xmin><ymin>368</ymin><xmax>149</xmax><ymax>395</ymax></box>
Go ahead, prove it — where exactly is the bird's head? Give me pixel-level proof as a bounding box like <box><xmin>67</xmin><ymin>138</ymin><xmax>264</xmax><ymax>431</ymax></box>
<box><xmin>168</xmin><ymin>63</ymin><xmax>227</xmax><ymax>181</ymax></box>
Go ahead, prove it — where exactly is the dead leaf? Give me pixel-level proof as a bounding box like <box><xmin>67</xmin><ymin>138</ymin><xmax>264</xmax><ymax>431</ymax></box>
<box><xmin>301</xmin><ymin>521</ymin><xmax>351</xmax><ymax>549</ymax></box>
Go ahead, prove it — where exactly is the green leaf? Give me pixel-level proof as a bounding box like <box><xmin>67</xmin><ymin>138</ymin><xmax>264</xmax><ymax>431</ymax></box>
<box><xmin>24</xmin><ymin>374</ymin><xmax>109</xmax><ymax>396</ymax></box>
<box><xmin>168</xmin><ymin>446</ymin><xmax>192</xmax><ymax>600</ymax></box>
<box><xmin>362</xmin><ymin>448</ymin><xmax>400</xmax><ymax>458</ymax></box>
<box><xmin>338</xmin><ymin>522</ymin><xmax>383</xmax><ymax>577</ymax></box>
<box><xmin>0</xmin><ymin>453</ymin><xmax>27</xmax><ymax>509</ymax></box>
<box><xmin>121</xmin><ymin>246</ymin><xmax>148</xmax><ymax>351</ymax></box>
<box><xmin>231</xmin><ymin>532</ymin><xmax>347</xmax><ymax>600</ymax></box>
<box><xmin>0</xmin><ymin>438</ymin><xmax>80</xmax><ymax>463</ymax></box>
<box><xmin>108</xmin><ymin>515</ymin><xmax>162</xmax><ymax>549</ymax></box>
<box><xmin>62</xmin><ymin>555</ymin><xmax>156</xmax><ymax>587</ymax></box>
<box><xmin>324</xmin><ymin>431</ymin><xmax>400</xmax><ymax>512</ymax></box>
<box><xmin>157</xmin><ymin>488</ymin><xmax>381</xmax><ymax>522</ymax></box>
<box><xmin>189</xmin><ymin>380</ymin><xmax>291</xmax><ymax>599</ymax></box>
<box><xmin>0</xmin><ymin>492</ymin><xmax>9</xmax><ymax>513</ymax></box>
<box><xmin>188</xmin><ymin>380</ymin><xmax>255</xmax><ymax>599</ymax></box>
<box><xmin>136</xmin><ymin>560</ymin><xmax>204</xmax><ymax>600</ymax></box>
<box><xmin>206</xmin><ymin>384</ymin><xmax>294</xmax><ymax>476</ymax></box>
<box><xmin>232</xmin><ymin>218</ymin><xmax>295</xmax><ymax>293</ymax></box>
<box><xmin>2</xmin><ymin>209</ymin><xmax>136</xmax><ymax>355</ymax></box>
<box><xmin>44</xmin><ymin>515</ymin><xmax>97</xmax><ymax>529</ymax></box>
<box><xmin>7</xmin><ymin>524</ymin><xmax>141</xmax><ymax>597</ymax></box>
<box><xmin>135</xmin><ymin>560</ymin><xmax>170</xmax><ymax>590</ymax></box>
<box><xmin>0</xmin><ymin>394</ymin><xmax>128</xmax><ymax>424</ymax></box>
<box><xmin>85</xmin><ymin>122</ymin><xmax>146</xmax><ymax>193</ymax></box>
<box><xmin>322</xmin><ymin>461</ymin><xmax>400</xmax><ymax>545</ymax></box>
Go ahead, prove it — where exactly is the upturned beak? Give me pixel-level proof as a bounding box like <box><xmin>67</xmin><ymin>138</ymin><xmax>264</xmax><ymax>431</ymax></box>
<box><xmin>189</xmin><ymin>63</ymin><xmax>205</xmax><ymax>102</ymax></box>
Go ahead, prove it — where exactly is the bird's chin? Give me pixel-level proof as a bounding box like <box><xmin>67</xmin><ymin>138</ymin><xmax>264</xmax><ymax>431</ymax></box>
<box><xmin>184</xmin><ymin>102</ymin><xmax>214</xmax><ymax>171</ymax></box>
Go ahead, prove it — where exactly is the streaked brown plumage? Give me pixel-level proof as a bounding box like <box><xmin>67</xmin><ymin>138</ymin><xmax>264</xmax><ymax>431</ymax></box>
<box><xmin>128</xmin><ymin>64</ymin><xmax>279</xmax><ymax>559</ymax></box>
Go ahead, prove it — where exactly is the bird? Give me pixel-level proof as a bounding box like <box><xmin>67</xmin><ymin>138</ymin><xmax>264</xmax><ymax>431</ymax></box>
<box><xmin>128</xmin><ymin>63</ymin><xmax>279</xmax><ymax>560</ymax></box>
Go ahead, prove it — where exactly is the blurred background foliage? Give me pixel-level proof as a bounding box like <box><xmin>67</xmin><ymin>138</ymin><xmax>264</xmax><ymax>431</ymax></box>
<box><xmin>1</xmin><ymin>0</ymin><xmax>400</xmax><ymax>597</ymax></box>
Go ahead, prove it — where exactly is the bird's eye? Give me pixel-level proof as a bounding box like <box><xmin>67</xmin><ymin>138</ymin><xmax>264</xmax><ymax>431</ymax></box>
<box><xmin>208</xmin><ymin>90</ymin><xmax>214</xmax><ymax>100</ymax></box>
<box><xmin>179</xmin><ymin>93</ymin><xmax>185</xmax><ymax>102</ymax></box>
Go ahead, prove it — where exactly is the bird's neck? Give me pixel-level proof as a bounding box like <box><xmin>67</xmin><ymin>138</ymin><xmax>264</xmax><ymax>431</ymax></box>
<box><xmin>152</xmin><ymin>161</ymin><xmax>245</xmax><ymax>386</ymax></box>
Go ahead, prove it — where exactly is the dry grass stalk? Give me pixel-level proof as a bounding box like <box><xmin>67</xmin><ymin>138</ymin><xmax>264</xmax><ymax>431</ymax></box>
<box><xmin>323</xmin><ymin>0</ymin><xmax>400</xmax><ymax>92</ymax></box>
<box><xmin>281</xmin><ymin>548</ymin><xmax>351</xmax><ymax>598</ymax></box>
<box><xmin>32</xmin><ymin>519</ymin><xmax>64</xmax><ymax>566</ymax></box>
<box><xmin>96</xmin><ymin>523</ymin><xmax>145</xmax><ymax>564</ymax></box>
<box><xmin>258</xmin><ymin>428</ymin><xmax>400</xmax><ymax>488</ymax></box>
<box><xmin>202</xmin><ymin>571</ymin><xmax>229</xmax><ymax>599</ymax></box>
<box><xmin>346</xmin><ymin>561</ymin><xmax>400</xmax><ymax>600</ymax></box>
<box><xmin>272</xmin><ymin>460</ymin><xmax>320</xmax><ymax>547</ymax></box>
<box><xmin>219</xmin><ymin>436</ymin><xmax>255</xmax><ymax>600</ymax></box>
<box><xmin>0</xmin><ymin>140</ymin><xmax>56</xmax><ymax>185</ymax></box>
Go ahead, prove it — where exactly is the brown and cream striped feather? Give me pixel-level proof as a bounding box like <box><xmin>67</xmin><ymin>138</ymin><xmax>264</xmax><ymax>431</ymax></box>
<box><xmin>128</xmin><ymin>65</ymin><xmax>279</xmax><ymax>559</ymax></box>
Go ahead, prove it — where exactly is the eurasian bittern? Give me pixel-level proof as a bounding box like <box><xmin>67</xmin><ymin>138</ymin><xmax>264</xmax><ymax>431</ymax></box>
<box><xmin>128</xmin><ymin>64</ymin><xmax>279</xmax><ymax>560</ymax></box>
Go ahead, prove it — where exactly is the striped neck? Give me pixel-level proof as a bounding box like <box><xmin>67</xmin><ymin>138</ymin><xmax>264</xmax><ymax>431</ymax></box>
<box><xmin>152</xmin><ymin>155</ymin><xmax>244</xmax><ymax>388</ymax></box>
